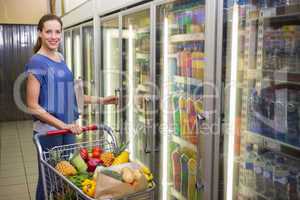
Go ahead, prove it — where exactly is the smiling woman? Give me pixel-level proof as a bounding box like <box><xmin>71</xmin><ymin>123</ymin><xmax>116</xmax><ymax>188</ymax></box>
<box><xmin>25</xmin><ymin>14</ymin><xmax>118</xmax><ymax>200</ymax></box>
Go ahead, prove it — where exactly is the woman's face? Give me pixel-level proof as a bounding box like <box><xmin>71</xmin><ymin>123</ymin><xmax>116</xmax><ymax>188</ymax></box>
<box><xmin>39</xmin><ymin>20</ymin><xmax>62</xmax><ymax>51</ymax></box>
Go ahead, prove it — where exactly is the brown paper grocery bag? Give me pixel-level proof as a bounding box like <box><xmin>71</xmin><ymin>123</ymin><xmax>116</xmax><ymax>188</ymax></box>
<box><xmin>94</xmin><ymin>172</ymin><xmax>148</xmax><ymax>200</ymax></box>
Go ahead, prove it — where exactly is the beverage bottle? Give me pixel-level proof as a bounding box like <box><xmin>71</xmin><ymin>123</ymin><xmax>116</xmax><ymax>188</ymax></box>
<box><xmin>187</xmin><ymin>98</ymin><xmax>197</xmax><ymax>144</ymax></box>
<box><xmin>173</xmin><ymin>95</ymin><xmax>181</xmax><ymax>136</ymax></box>
<box><xmin>243</xmin><ymin>144</ymin><xmax>256</xmax><ymax>188</ymax></box>
<box><xmin>179</xmin><ymin>96</ymin><xmax>188</xmax><ymax>138</ymax></box>
<box><xmin>188</xmin><ymin>158</ymin><xmax>197</xmax><ymax>200</ymax></box>
<box><xmin>186</xmin><ymin>11</ymin><xmax>193</xmax><ymax>34</ymax></box>
<box><xmin>186</xmin><ymin>47</ymin><xmax>192</xmax><ymax>77</ymax></box>
<box><xmin>286</xmin><ymin>92</ymin><xmax>300</xmax><ymax>146</ymax></box>
<box><xmin>287</xmin><ymin>163</ymin><xmax>299</xmax><ymax>200</ymax></box>
<box><xmin>181</xmin><ymin>47</ymin><xmax>188</xmax><ymax>77</ymax></box>
<box><xmin>262</xmin><ymin>151</ymin><xmax>275</xmax><ymax>197</ymax></box>
<box><xmin>274</xmin><ymin>157</ymin><xmax>289</xmax><ymax>200</ymax></box>
<box><xmin>177</xmin><ymin>45</ymin><xmax>183</xmax><ymax>76</ymax></box>
<box><xmin>180</xmin><ymin>153</ymin><xmax>189</xmax><ymax>198</ymax></box>
<box><xmin>191</xmin><ymin>45</ymin><xmax>198</xmax><ymax>79</ymax></box>
<box><xmin>254</xmin><ymin>153</ymin><xmax>265</xmax><ymax>193</ymax></box>
<box><xmin>172</xmin><ymin>149</ymin><xmax>182</xmax><ymax>192</ymax></box>
<box><xmin>179</xmin><ymin>12</ymin><xmax>185</xmax><ymax>34</ymax></box>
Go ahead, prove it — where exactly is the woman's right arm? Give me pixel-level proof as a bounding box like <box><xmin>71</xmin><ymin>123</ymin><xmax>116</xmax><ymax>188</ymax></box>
<box><xmin>26</xmin><ymin>74</ymin><xmax>81</xmax><ymax>133</ymax></box>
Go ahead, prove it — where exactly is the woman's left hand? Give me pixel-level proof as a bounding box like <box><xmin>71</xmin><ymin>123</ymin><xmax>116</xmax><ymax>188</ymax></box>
<box><xmin>101</xmin><ymin>96</ymin><xmax>118</xmax><ymax>105</ymax></box>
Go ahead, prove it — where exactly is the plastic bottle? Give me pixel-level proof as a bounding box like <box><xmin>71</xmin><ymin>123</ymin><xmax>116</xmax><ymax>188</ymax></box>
<box><xmin>286</xmin><ymin>92</ymin><xmax>300</xmax><ymax>146</ymax></box>
<box><xmin>262</xmin><ymin>152</ymin><xmax>275</xmax><ymax>197</ymax></box>
<box><xmin>181</xmin><ymin>47</ymin><xmax>188</xmax><ymax>77</ymax></box>
<box><xmin>274</xmin><ymin>157</ymin><xmax>289</xmax><ymax>200</ymax></box>
<box><xmin>186</xmin><ymin>47</ymin><xmax>192</xmax><ymax>77</ymax></box>
<box><xmin>244</xmin><ymin>144</ymin><xmax>256</xmax><ymax>188</ymax></box>
<box><xmin>188</xmin><ymin>158</ymin><xmax>197</xmax><ymax>200</ymax></box>
<box><xmin>180</xmin><ymin>153</ymin><xmax>189</xmax><ymax>198</ymax></box>
<box><xmin>187</xmin><ymin>98</ymin><xmax>197</xmax><ymax>144</ymax></box>
<box><xmin>254</xmin><ymin>154</ymin><xmax>265</xmax><ymax>193</ymax></box>
<box><xmin>173</xmin><ymin>95</ymin><xmax>181</xmax><ymax>136</ymax></box>
<box><xmin>191</xmin><ymin>44</ymin><xmax>198</xmax><ymax>79</ymax></box>
<box><xmin>172</xmin><ymin>149</ymin><xmax>182</xmax><ymax>192</ymax></box>
<box><xmin>179</xmin><ymin>97</ymin><xmax>188</xmax><ymax>138</ymax></box>
<box><xmin>287</xmin><ymin>164</ymin><xmax>298</xmax><ymax>200</ymax></box>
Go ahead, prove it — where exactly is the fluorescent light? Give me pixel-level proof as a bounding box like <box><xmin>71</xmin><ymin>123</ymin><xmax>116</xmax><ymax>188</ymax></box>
<box><xmin>226</xmin><ymin>3</ymin><xmax>239</xmax><ymax>200</ymax></box>
<box><xmin>161</xmin><ymin>17</ymin><xmax>169</xmax><ymax>200</ymax></box>
<box><xmin>128</xmin><ymin>24</ymin><xmax>134</xmax><ymax>159</ymax></box>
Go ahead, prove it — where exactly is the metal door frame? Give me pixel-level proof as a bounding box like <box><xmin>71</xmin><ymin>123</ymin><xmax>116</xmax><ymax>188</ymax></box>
<box><xmin>152</xmin><ymin>0</ymin><xmax>221</xmax><ymax>199</ymax></box>
<box><xmin>99</xmin><ymin>13</ymin><xmax>122</xmax><ymax>140</ymax></box>
<box><xmin>119</xmin><ymin>1</ymin><xmax>156</xmax><ymax>171</ymax></box>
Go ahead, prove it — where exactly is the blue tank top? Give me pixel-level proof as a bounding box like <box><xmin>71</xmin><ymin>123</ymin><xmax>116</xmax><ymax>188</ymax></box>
<box><xmin>25</xmin><ymin>54</ymin><xmax>79</xmax><ymax>123</ymax></box>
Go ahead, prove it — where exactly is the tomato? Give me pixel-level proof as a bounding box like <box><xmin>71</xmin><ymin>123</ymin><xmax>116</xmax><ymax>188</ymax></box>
<box><xmin>80</xmin><ymin>148</ymin><xmax>89</xmax><ymax>161</ymax></box>
<box><xmin>92</xmin><ymin>147</ymin><xmax>103</xmax><ymax>158</ymax></box>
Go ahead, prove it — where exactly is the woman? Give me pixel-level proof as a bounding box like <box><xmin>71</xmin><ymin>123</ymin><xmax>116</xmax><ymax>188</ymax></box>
<box><xmin>26</xmin><ymin>14</ymin><xmax>117</xmax><ymax>200</ymax></box>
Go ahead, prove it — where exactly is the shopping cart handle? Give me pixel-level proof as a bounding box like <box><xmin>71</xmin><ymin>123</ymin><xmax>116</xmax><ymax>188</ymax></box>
<box><xmin>47</xmin><ymin>125</ymin><xmax>98</xmax><ymax>136</ymax></box>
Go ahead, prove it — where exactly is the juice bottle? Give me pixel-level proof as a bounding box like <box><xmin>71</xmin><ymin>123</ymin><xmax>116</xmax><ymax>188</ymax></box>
<box><xmin>243</xmin><ymin>144</ymin><xmax>256</xmax><ymax>188</ymax></box>
<box><xmin>191</xmin><ymin>45</ymin><xmax>198</xmax><ymax>79</ymax></box>
<box><xmin>188</xmin><ymin>158</ymin><xmax>197</xmax><ymax>200</ymax></box>
<box><xmin>172</xmin><ymin>149</ymin><xmax>182</xmax><ymax>192</ymax></box>
<box><xmin>180</xmin><ymin>153</ymin><xmax>189</xmax><ymax>198</ymax></box>
<box><xmin>254</xmin><ymin>154</ymin><xmax>264</xmax><ymax>193</ymax></box>
<box><xmin>187</xmin><ymin>98</ymin><xmax>197</xmax><ymax>144</ymax></box>
<box><xmin>181</xmin><ymin>47</ymin><xmax>188</xmax><ymax>77</ymax></box>
<box><xmin>262</xmin><ymin>152</ymin><xmax>275</xmax><ymax>197</ymax></box>
<box><xmin>179</xmin><ymin>97</ymin><xmax>188</xmax><ymax>138</ymax></box>
<box><xmin>173</xmin><ymin>95</ymin><xmax>181</xmax><ymax>136</ymax></box>
<box><xmin>186</xmin><ymin>46</ymin><xmax>192</xmax><ymax>77</ymax></box>
<box><xmin>274</xmin><ymin>157</ymin><xmax>289</xmax><ymax>200</ymax></box>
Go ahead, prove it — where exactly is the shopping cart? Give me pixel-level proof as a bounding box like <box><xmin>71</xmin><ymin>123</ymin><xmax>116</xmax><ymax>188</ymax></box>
<box><xmin>33</xmin><ymin>124</ymin><xmax>155</xmax><ymax>200</ymax></box>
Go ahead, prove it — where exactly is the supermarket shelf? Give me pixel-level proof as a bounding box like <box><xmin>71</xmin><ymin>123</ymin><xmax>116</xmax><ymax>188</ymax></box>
<box><xmin>172</xmin><ymin>135</ymin><xmax>197</xmax><ymax>152</ymax></box>
<box><xmin>239</xmin><ymin>183</ymin><xmax>270</xmax><ymax>200</ymax></box>
<box><xmin>170</xmin><ymin>33</ymin><xmax>204</xmax><ymax>43</ymax></box>
<box><xmin>170</xmin><ymin>187</ymin><xmax>187</xmax><ymax>200</ymax></box>
<box><xmin>136</xmin><ymin>27</ymin><xmax>150</xmax><ymax>34</ymax></box>
<box><xmin>174</xmin><ymin>75</ymin><xmax>203</xmax><ymax>86</ymax></box>
<box><xmin>246</xmin><ymin>130</ymin><xmax>300</xmax><ymax>151</ymax></box>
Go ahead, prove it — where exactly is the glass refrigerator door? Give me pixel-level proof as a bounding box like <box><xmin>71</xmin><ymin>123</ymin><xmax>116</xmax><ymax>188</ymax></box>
<box><xmin>101</xmin><ymin>17</ymin><xmax>121</xmax><ymax>141</ymax></box>
<box><xmin>223</xmin><ymin>1</ymin><xmax>300</xmax><ymax>200</ymax></box>
<box><xmin>82</xmin><ymin>24</ymin><xmax>95</xmax><ymax>125</ymax></box>
<box><xmin>72</xmin><ymin>28</ymin><xmax>82</xmax><ymax>80</ymax></box>
<box><xmin>122</xmin><ymin>9</ymin><xmax>153</xmax><ymax>167</ymax></box>
<box><xmin>64</xmin><ymin>30</ymin><xmax>73</xmax><ymax>71</ymax></box>
<box><xmin>157</xmin><ymin>0</ymin><xmax>206</xmax><ymax>199</ymax></box>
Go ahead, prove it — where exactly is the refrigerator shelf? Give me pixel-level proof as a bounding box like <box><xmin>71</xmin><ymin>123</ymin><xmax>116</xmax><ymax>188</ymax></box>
<box><xmin>174</xmin><ymin>75</ymin><xmax>203</xmax><ymax>87</ymax></box>
<box><xmin>246</xmin><ymin>130</ymin><xmax>300</xmax><ymax>151</ymax></box>
<box><xmin>172</xmin><ymin>135</ymin><xmax>197</xmax><ymax>152</ymax></box>
<box><xmin>136</xmin><ymin>52</ymin><xmax>149</xmax><ymax>60</ymax></box>
<box><xmin>170</xmin><ymin>186</ymin><xmax>187</xmax><ymax>200</ymax></box>
<box><xmin>170</xmin><ymin>33</ymin><xmax>204</xmax><ymax>43</ymax></box>
<box><xmin>259</xmin><ymin>4</ymin><xmax>300</xmax><ymax>19</ymax></box>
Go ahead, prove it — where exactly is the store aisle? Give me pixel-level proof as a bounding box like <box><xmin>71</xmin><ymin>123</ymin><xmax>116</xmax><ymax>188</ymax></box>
<box><xmin>0</xmin><ymin>121</ymin><xmax>37</xmax><ymax>200</ymax></box>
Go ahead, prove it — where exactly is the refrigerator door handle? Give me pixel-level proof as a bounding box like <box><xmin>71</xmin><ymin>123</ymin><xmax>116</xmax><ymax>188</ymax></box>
<box><xmin>114</xmin><ymin>88</ymin><xmax>121</xmax><ymax>133</ymax></box>
<box><xmin>196</xmin><ymin>113</ymin><xmax>206</xmax><ymax>192</ymax></box>
<box><xmin>144</xmin><ymin>96</ymin><xmax>152</xmax><ymax>153</ymax></box>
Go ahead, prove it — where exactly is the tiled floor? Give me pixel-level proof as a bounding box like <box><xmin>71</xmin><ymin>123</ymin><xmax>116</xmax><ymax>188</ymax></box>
<box><xmin>0</xmin><ymin>121</ymin><xmax>37</xmax><ymax>200</ymax></box>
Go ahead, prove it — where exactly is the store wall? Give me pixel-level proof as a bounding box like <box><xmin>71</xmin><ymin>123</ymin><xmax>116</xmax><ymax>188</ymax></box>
<box><xmin>0</xmin><ymin>0</ymin><xmax>48</xmax><ymax>24</ymax></box>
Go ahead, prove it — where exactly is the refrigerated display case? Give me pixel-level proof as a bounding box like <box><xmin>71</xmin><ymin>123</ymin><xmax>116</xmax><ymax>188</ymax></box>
<box><xmin>223</xmin><ymin>1</ymin><xmax>300</xmax><ymax>200</ymax></box>
<box><xmin>101</xmin><ymin>16</ymin><xmax>121</xmax><ymax>141</ymax></box>
<box><xmin>155</xmin><ymin>0</ymin><xmax>218</xmax><ymax>199</ymax></box>
<box><xmin>121</xmin><ymin>6</ymin><xmax>154</xmax><ymax>169</ymax></box>
<box><xmin>82</xmin><ymin>23</ymin><xmax>96</xmax><ymax>125</ymax></box>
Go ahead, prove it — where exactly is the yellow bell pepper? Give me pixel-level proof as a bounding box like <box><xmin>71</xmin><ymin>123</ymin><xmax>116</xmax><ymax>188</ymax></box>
<box><xmin>82</xmin><ymin>179</ymin><xmax>96</xmax><ymax>197</ymax></box>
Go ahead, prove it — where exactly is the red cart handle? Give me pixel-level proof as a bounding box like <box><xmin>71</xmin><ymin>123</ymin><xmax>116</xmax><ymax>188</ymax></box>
<box><xmin>47</xmin><ymin>124</ymin><xmax>98</xmax><ymax>136</ymax></box>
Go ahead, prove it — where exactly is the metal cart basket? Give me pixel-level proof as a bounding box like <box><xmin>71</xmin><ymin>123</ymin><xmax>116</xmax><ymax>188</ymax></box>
<box><xmin>33</xmin><ymin>124</ymin><xmax>155</xmax><ymax>200</ymax></box>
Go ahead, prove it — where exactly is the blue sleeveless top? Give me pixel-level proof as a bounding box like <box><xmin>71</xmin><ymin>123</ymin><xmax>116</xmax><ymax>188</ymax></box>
<box><xmin>25</xmin><ymin>54</ymin><xmax>79</xmax><ymax>123</ymax></box>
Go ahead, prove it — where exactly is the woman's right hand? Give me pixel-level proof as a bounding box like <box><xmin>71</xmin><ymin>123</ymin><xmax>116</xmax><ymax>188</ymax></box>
<box><xmin>63</xmin><ymin>124</ymin><xmax>82</xmax><ymax>134</ymax></box>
